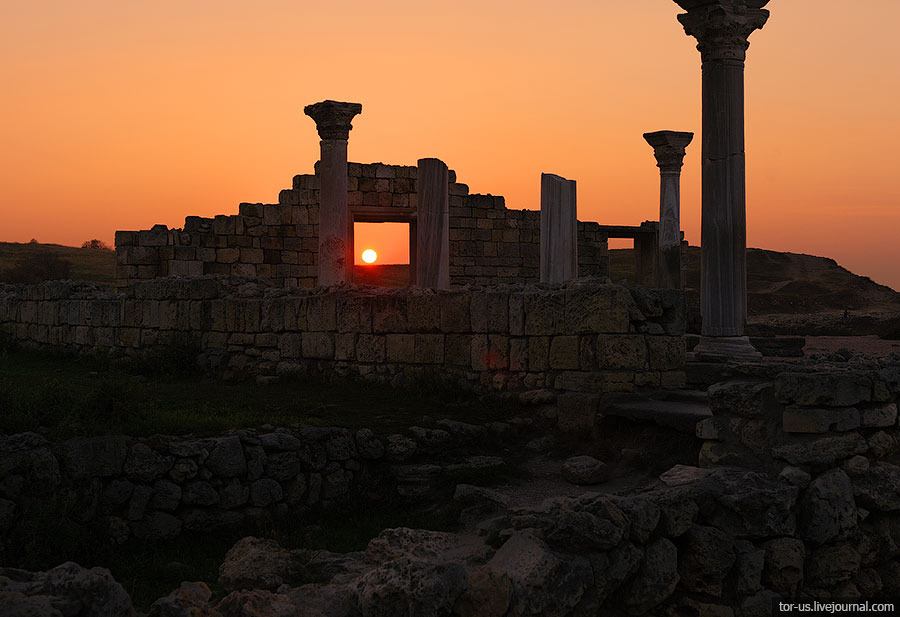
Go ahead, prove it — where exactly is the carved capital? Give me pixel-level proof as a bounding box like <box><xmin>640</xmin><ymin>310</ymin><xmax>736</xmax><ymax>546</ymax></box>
<box><xmin>304</xmin><ymin>100</ymin><xmax>363</xmax><ymax>140</ymax></box>
<box><xmin>675</xmin><ymin>1</ymin><xmax>769</xmax><ymax>62</ymax></box>
<box><xmin>644</xmin><ymin>131</ymin><xmax>694</xmax><ymax>173</ymax></box>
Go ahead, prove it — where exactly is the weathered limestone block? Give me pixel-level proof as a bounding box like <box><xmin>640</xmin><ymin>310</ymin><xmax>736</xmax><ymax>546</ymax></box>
<box><xmin>775</xmin><ymin>371</ymin><xmax>873</xmax><ymax>407</ymax></box>
<box><xmin>800</xmin><ymin>469</ymin><xmax>858</xmax><ymax>545</ymax></box>
<box><xmin>337</xmin><ymin>295</ymin><xmax>373</xmax><ymax>333</ymax></box>
<box><xmin>597</xmin><ymin>335</ymin><xmax>648</xmax><ymax>370</ymax></box>
<box><xmin>407</xmin><ymin>294</ymin><xmax>440</xmax><ymax>332</ymax></box>
<box><xmin>385</xmin><ymin>333</ymin><xmax>415</xmax><ymax>363</ymax></box>
<box><xmin>356</xmin><ymin>334</ymin><xmax>386</xmax><ymax>363</ymax></box>
<box><xmin>772</xmin><ymin>433</ymin><xmax>868</xmax><ymax>467</ymax></box>
<box><xmin>523</xmin><ymin>291</ymin><xmax>566</xmax><ymax>335</ymax></box>
<box><xmin>307</xmin><ymin>295</ymin><xmax>337</xmax><ymax>331</ymax></box>
<box><xmin>372</xmin><ymin>295</ymin><xmax>408</xmax><ymax>333</ymax></box>
<box><xmin>564</xmin><ymin>285</ymin><xmax>631</xmax><ymax>334</ymax></box>
<box><xmin>678</xmin><ymin>524</ymin><xmax>736</xmax><ymax>597</ymax></box>
<box><xmin>439</xmin><ymin>293</ymin><xmax>470</xmax><ymax>333</ymax></box>
<box><xmin>58</xmin><ymin>436</ymin><xmax>129</xmax><ymax>480</ymax></box>
<box><xmin>301</xmin><ymin>332</ymin><xmax>334</xmax><ymax>359</ymax></box>
<box><xmin>782</xmin><ymin>406</ymin><xmax>860</xmax><ymax>433</ymax></box>
<box><xmin>647</xmin><ymin>336</ymin><xmax>685</xmax><ymax>371</ymax></box>
<box><xmin>549</xmin><ymin>336</ymin><xmax>579</xmax><ymax>370</ymax></box>
<box><xmin>470</xmin><ymin>291</ymin><xmax>509</xmax><ymax>333</ymax></box>
<box><xmin>761</xmin><ymin>537</ymin><xmax>805</xmax><ymax>598</ymax></box>
<box><xmin>708</xmin><ymin>380</ymin><xmax>776</xmax><ymax>418</ymax></box>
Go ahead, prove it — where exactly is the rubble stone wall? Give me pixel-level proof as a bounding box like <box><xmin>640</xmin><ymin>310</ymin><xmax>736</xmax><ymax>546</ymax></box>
<box><xmin>0</xmin><ymin>277</ymin><xmax>686</xmax><ymax>392</ymax></box>
<box><xmin>0</xmin><ymin>427</ymin><xmax>388</xmax><ymax>544</ymax></box>
<box><xmin>114</xmin><ymin>163</ymin><xmax>609</xmax><ymax>288</ymax></box>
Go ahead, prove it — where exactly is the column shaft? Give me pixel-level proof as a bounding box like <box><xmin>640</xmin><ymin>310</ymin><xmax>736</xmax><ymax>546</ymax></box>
<box><xmin>700</xmin><ymin>59</ymin><xmax>746</xmax><ymax>336</ymax></box>
<box><xmin>659</xmin><ymin>171</ymin><xmax>683</xmax><ymax>288</ymax></box>
<box><xmin>318</xmin><ymin>139</ymin><xmax>350</xmax><ymax>286</ymax></box>
<box><xmin>540</xmin><ymin>173</ymin><xmax>578</xmax><ymax>284</ymax></box>
<box><xmin>416</xmin><ymin>158</ymin><xmax>450</xmax><ymax>288</ymax></box>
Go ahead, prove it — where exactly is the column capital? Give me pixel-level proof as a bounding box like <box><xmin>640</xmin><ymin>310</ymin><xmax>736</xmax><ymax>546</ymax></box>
<box><xmin>304</xmin><ymin>100</ymin><xmax>362</xmax><ymax>140</ymax></box>
<box><xmin>675</xmin><ymin>1</ymin><xmax>770</xmax><ymax>62</ymax></box>
<box><xmin>643</xmin><ymin>131</ymin><xmax>694</xmax><ymax>172</ymax></box>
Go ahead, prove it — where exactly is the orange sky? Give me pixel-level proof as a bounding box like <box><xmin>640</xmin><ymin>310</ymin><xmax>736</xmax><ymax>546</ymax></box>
<box><xmin>1</xmin><ymin>1</ymin><xmax>898</xmax><ymax>289</ymax></box>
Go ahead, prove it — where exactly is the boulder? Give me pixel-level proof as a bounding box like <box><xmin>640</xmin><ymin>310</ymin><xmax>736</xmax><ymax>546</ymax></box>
<box><xmin>148</xmin><ymin>582</ymin><xmax>212</xmax><ymax>617</ymax></box>
<box><xmin>561</xmin><ymin>456</ymin><xmax>610</xmax><ymax>485</ymax></box>
<box><xmin>485</xmin><ymin>532</ymin><xmax>590</xmax><ymax>617</ymax></box>
<box><xmin>761</xmin><ymin>537</ymin><xmax>804</xmax><ymax>597</ymax></box>
<box><xmin>799</xmin><ymin>469</ymin><xmax>858</xmax><ymax>545</ymax></box>
<box><xmin>678</xmin><ymin>524</ymin><xmax>736</xmax><ymax>597</ymax></box>
<box><xmin>219</xmin><ymin>537</ymin><xmax>312</xmax><ymax>593</ymax></box>
<box><xmin>853</xmin><ymin>462</ymin><xmax>900</xmax><ymax>512</ymax></box>
<box><xmin>354</xmin><ymin>558</ymin><xmax>467</xmax><ymax>617</ymax></box>
<box><xmin>625</xmin><ymin>538</ymin><xmax>680</xmax><ymax>614</ymax></box>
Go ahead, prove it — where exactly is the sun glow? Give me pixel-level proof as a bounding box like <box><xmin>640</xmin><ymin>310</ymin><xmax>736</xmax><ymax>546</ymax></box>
<box><xmin>361</xmin><ymin>249</ymin><xmax>377</xmax><ymax>264</ymax></box>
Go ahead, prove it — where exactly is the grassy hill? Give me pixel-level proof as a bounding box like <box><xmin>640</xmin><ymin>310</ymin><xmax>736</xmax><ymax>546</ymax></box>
<box><xmin>0</xmin><ymin>242</ymin><xmax>116</xmax><ymax>285</ymax></box>
<box><xmin>611</xmin><ymin>246</ymin><xmax>900</xmax><ymax>337</ymax></box>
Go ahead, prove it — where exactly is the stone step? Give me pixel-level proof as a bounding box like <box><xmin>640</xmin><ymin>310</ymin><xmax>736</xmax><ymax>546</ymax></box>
<box><xmin>600</xmin><ymin>394</ymin><xmax>712</xmax><ymax>433</ymax></box>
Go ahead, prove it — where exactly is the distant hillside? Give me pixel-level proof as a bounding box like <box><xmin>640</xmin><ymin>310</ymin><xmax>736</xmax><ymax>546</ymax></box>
<box><xmin>612</xmin><ymin>246</ymin><xmax>900</xmax><ymax>337</ymax></box>
<box><xmin>0</xmin><ymin>242</ymin><xmax>115</xmax><ymax>285</ymax></box>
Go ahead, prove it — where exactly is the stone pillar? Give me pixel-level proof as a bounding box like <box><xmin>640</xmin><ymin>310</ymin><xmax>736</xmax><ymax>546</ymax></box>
<box><xmin>540</xmin><ymin>173</ymin><xmax>578</xmax><ymax>283</ymax></box>
<box><xmin>674</xmin><ymin>0</ymin><xmax>768</xmax><ymax>361</ymax></box>
<box><xmin>643</xmin><ymin>131</ymin><xmax>693</xmax><ymax>289</ymax></box>
<box><xmin>416</xmin><ymin>158</ymin><xmax>450</xmax><ymax>288</ymax></box>
<box><xmin>304</xmin><ymin>100</ymin><xmax>362</xmax><ymax>286</ymax></box>
<box><xmin>635</xmin><ymin>221</ymin><xmax>660</xmax><ymax>287</ymax></box>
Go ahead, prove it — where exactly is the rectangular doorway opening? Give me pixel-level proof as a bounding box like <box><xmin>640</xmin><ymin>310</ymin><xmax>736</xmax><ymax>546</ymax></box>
<box><xmin>608</xmin><ymin>237</ymin><xmax>636</xmax><ymax>283</ymax></box>
<box><xmin>353</xmin><ymin>222</ymin><xmax>411</xmax><ymax>287</ymax></box>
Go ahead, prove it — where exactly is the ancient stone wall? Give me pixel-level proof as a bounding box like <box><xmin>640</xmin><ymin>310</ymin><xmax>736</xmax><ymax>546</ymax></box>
<box><xmin>114</xmin><ymin>163</ymin><xmax>609</xmax><ymax>289</ymax></box>
<box><xmin>0</xmin><ymin>427</ymin><xmax>386</xmax><ymax>543</ymax></box>
<box><xmin>0</xmin><ymin>277</ymin><xmax>686</xmax><ymax>393</ymax></box>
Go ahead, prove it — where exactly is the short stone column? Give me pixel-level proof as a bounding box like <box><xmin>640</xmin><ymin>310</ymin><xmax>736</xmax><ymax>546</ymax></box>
<box><xmin>540</xmin><ymin>173</ymin><xmax>578</xmax><ymax>283</ymax></box>
<box><xmin>304</xmin><ymin>100</ymin><xmax>362</xmax><ymax>286</ymax></box>
<box><xmin>643</xmin><ymin>131</ymin><xmax>693</xmax><ymax>289</ymax></box>
<box><xmin>416</xmin><ymin>158</ymin><xmax>450</xmax><ymax>288</ymax></box>
<box><xmin>675</xmin><ymin>0</ymin><xmax>768</xmax><ymax>360</ymax></box>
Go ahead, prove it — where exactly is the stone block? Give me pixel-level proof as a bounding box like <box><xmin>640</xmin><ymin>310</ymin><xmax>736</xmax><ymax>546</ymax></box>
<box><xmin>444</xmin><ymin>334</ymin><xmax>471</xmax><ymax>366</ymax></box>
<box><xmin>373</xmin><ymin>295</ymin><xmax>408</xmax><ymax>333</ymax></box>
<box><xmin>565</xmin><ymin>285</ymin><xmax>631</xmax><ymax>334</ymax></box>
<box><xmin>598</xmin><ymin>335</ymin><xmax>648</xmax><ymax>370</ymax></box>
<box><xmin>337</xmin><ymin>295</ymin><xmax>373</xmax><ymax>333</ymax></box>
<box><xmin>470</xmin><ymin>291</ymin><xmax>509</xmax><ymax>333</ymax></box>
<box><xmin>528</xmin><ymin>336</ymin><xmax>550</xmax><ymax>371</ymax></box>
<box><xmin>861</xmin><ymin>403</ymin><xmax>898</xmax><ymax>428</ymax></box>
<box><xmin>356</xmin><ymin>334</ymin><xmax>386</xmax><ymax>363</ymax></box>
<box><xmin>523</xmin><ymin>291</ymin><xmax>565</xmax><ymax>335</ymax></box>
<box><xmin>307</xmin><ymin>295</ymin><xmax>337</xmax><ymax>331</ymax></box>
<box><xmin>386</xmin><ymin>333</ymin><xmax>415</xmax><ymax>363</ymax></box>
<box><xmin>549</xmin><ymin>336</ymin><xmax>579</xmax><ymax>370</ymax></box>
<box><xmin>782</xmin><ymin>406</ymin><xmax>860</xmax><ymax>434</ymax></box>
<box><xmin>414</xmin><ymin>334</ymin><xmax>444</xmax><ymax>364</ymax></box>
<box><xmin>407</xmin><ymin>294</ymin><xmax>440</xmax><ymax>332</ymax></box>
<box><xmin>775</xmin><ymin>371</ymin><xmax>872</xmax><ymax>407</ymax></box>
<box><xmin>334</xmin><ymin>333</ymin><xmax>357</xmax><ymax>360</ymax></box>
<box><xmin>439</xmin><ymin>293</ymin><xmax>470</xmax><ymax>333</ymax></box>
<box><xmin>301</xmin><ymin>332</ymin><xmax>334</xmax><ymax>359</ymax></box>
<box><xmin>555</xmin><ymin>371</ymin><xmax>634</xmax><ymax>393</ymax></box>
<box><xmin>647</xmin><ymin>336</ymin><xmax>685</xmax><ymax>370</ymax></box>
<box><xmin>509</xmin><ymin>338</ymin><xmax>528</xmax><ymax>371</ymax></box>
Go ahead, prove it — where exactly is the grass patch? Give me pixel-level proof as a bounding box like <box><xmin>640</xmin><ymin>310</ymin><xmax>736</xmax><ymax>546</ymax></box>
<box><xmin>0</xmin><ymin>241</ymin><xmax>115</xmax><ymax>285</ymax></box>
<box><xmin>0</xmin><ymin>348</ymin><xmax>519</xmax><ymax>440</ymax></box>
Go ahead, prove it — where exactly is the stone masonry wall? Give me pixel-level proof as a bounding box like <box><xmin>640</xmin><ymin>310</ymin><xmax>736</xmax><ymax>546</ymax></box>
<box><xmin>115</xmin><ymin>163</ymin><xmax>609</xmax><ymax>288</ymax></box>
<box><xmin>0</xmin><ymin>277</ymin><xmax>685</xmax><ymax>393</ymax></box>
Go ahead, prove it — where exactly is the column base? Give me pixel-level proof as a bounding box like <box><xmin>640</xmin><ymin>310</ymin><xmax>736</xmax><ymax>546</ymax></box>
<box><xmin>694</xmin><ymin>336</ymin><xmax>763</xmax><ymax>363</ymax></box>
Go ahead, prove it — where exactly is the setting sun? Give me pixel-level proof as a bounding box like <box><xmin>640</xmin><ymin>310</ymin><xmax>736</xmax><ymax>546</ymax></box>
<box><xmin>361</xmin><ymin>249</ymin><xmax>377</xmax><ymax>264</ymax></box>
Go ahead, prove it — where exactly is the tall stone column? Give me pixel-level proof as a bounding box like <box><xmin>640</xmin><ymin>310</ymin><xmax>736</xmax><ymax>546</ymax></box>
<box><xmin>416</xmin><ymin>158</ymin><xmax>450</xmax><ymax>288</ymax></box>
<box><xmin>674</xmin><ymin>0</ymin><xmax>768</xmax><ymax>361</ymax></box>
<box><xmin>540</xmin><ymin>173</ymin><xmax>578</xmax><ymax>283</ymax></box>
<box><xmin>304</xmin><ymin>100</ymin><xmax>362</xmax><ymax>286</ymax></box>
<box><xmin>643</xmin><ymin>131</ymin><xmax>693</xmax><ymax>289</ymax></box>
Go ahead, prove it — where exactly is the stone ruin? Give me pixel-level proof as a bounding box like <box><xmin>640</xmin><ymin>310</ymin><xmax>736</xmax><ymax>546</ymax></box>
<box><xmin>8</xmin><ymin>2</ymin><xmax>900</xmax><ymax>616</ymax></box>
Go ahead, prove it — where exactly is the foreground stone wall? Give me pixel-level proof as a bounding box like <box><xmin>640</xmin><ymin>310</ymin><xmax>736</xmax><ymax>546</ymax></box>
<box><xmin>0</xmin><ymin>277</ymin><xmax>686</xmax><ymax>392</ymax></box>
<box><xmin>115</xmin><ymin>163</ymin><xmax>609</xmax><ymax>288</ymax></box>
